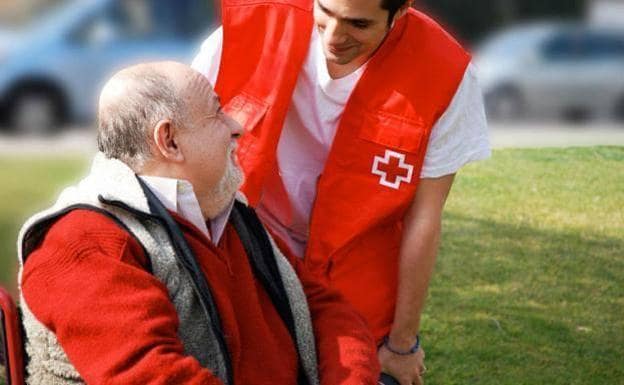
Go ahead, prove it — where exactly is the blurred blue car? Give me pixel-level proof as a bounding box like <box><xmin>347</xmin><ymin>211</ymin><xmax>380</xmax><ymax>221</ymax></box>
<box><xmin>0</xmin><ymin>0</ymin><xmax>216</xmax><ymax>133</ymax></box>
<box><xmin>476</xmin><ymin>22</ymin><xmax>624</xmax><ymax>122</ymax></box>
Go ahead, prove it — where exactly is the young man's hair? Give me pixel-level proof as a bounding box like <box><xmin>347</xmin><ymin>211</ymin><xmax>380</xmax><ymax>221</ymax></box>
<box><xmin>381</xmin><ymin>0</ymin><xmax>411</xmax><ymax>26</ymax></box>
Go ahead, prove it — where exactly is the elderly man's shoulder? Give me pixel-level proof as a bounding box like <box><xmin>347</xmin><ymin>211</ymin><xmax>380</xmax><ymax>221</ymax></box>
<box><xmin>22</xmin><ymin>209</ymin><xmax>148</xmax><ymax>279</ymax></box>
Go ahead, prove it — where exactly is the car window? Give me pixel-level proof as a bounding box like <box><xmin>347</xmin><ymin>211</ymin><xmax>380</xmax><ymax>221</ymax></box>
<box><xmin>71</xmin><ymin>0</ymin><xmax>164</xmax><ymax>45</ymax></box>
<box><xmin>582</xmin><ymin>31</ymin><xmax>624</xmax><ymax>59</ymax></box>
<box><xmin>152</xmin><ymin>0</ymin><xmax>216</xmax><ymax>38</ymax></box>
<box><xmin>71</xmin><ymin>0</ymin><xmax>214</xmax><ymax>45</ymax></box>
<box><xmin>541</xmin><ymin>32</ymin><xmax>581</xmax><ymax>61</ymax></box>
<box><xmin>542</xmin><ymin>30</ymin><xmax>624</xmax><ymax>61</ymax></box>
<box><xmin>104</xmin><ymin>0</ymin><xmax>159</xmax><ymax>40</ymax></box>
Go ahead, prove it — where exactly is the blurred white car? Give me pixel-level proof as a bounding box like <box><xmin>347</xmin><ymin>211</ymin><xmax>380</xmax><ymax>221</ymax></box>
<box><xmin>476</xmin><ymin>22</ymin><xmax>624</xmax><ymax>122</ymax></box>
<box><xmin>0</xmin><ymin>0</ymin><xmax>216</xmax><ymax>134</ymax></box>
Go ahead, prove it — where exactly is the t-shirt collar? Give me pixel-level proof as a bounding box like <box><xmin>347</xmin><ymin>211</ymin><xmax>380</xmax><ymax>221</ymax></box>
<box><xmin>313</xmin><ymin>28</ymin><xmax>367</xmax><ymax>103</ymax></box>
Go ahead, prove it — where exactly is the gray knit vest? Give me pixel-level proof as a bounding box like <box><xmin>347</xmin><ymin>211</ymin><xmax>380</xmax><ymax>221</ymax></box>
<box><xmin>17</xmin><ymin>153</ymin><xmax>319</xmax><ymax>385</ymax></box>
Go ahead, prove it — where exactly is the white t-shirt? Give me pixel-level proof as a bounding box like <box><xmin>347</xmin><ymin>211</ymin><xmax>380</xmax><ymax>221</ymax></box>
<box><xmin>192</xmin><ymin>26</ymin><xmax>490</xmax><ymax>256</ymax></box>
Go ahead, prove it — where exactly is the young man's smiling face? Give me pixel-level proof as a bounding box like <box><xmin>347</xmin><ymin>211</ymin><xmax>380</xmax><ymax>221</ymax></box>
<box><xmin>313</xmin><ymin>0</ymin><xmax>405</xmax><ymax>78</ymax></box>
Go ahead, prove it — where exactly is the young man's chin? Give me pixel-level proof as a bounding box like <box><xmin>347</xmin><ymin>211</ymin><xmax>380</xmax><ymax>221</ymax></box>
<box><xmin>323</xmin><ymin>48</ymin><xmax>353</xmax><ymax>65</ymax></box>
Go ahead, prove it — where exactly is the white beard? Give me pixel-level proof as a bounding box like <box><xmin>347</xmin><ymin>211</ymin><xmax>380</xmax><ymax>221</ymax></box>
<box><xmin>203</xmin><ymin>152</ymin><xmax>244</xmax><ymax>219</ymax></box>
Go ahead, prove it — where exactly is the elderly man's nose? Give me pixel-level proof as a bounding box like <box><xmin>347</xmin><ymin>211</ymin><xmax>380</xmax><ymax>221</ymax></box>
<box><xmin>225</xmin><ymin>114</ymin><xmax>244</xmax><ymax>138</ymax></box>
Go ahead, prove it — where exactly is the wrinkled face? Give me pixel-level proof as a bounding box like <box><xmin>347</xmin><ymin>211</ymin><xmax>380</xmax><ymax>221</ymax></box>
<box><xmin>314</xmin><ymin>0</ymin><xmax>392</xmax><ymax>70</ymax></box>
<box><xmin>178</xmin><ymin>78</ymin><xmax>244</xmax><ymax>218</ymax></box>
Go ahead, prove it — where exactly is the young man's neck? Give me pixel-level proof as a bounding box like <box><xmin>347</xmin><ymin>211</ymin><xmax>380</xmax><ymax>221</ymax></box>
<box><xmin>326</xmin><ymin>59</ymin><xmax>366</xmax><ymax>79</ymax></box>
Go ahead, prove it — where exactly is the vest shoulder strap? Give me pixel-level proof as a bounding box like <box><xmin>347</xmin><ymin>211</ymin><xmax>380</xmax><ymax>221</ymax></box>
<box><xmin>230</xmin><ymin>202</ymin><xmax>296</xmax><ymax>335</ymax></box>
<box><xmin>230</xmin><ymin>201</ymin><xmax>311</xmax><ymax>385</ymax></box>
<box><xmin>134</xmin><ymin>178</ymin><xmax>233</xmax><ymax>385</ymax></box>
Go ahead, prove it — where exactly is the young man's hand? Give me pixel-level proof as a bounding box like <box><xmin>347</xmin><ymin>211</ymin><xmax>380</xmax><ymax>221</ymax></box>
<box><xmin>378</xmin><ymin>344</ymin><xmax>426</xmax><ymax>385</ymax></box>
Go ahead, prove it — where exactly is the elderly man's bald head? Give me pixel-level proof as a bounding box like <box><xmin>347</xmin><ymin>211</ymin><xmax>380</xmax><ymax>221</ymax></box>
<box><xmin>97</xmin><ymin>61</ymin><xmax>215</xmax><ymax>170</ymax></box>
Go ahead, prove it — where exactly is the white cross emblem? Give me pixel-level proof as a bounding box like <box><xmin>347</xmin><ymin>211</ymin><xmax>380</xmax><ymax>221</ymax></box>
<box><xmin>371</xmin><ymin>149</ymin><xmax>414</xmax><ymax>190</ymax></box>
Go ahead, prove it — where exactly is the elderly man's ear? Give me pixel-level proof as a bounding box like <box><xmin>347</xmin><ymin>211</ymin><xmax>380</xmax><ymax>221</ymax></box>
<box><xmin>153</xmin><ymin>119</ymin><xmax>185</xmax><ymax>162</ymax></box>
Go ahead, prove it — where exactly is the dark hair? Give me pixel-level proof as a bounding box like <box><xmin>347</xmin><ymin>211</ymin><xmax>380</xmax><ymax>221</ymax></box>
<box><xmin>381</xmin><ymin>0</ymin><xmax>411</xmax><ymax>26</ymax></box>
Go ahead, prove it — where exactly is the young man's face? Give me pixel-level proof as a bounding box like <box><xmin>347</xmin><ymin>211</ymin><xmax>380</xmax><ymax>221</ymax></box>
<box><xmin>313</xmin><ymin>0</ymin><xmax>396</xmax><ymax>72</ymax></box>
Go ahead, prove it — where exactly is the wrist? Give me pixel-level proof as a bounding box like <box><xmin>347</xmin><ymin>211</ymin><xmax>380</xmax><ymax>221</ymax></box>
<box><xmin>387</xmin><ymin>330</ymin><xmax>419</xmax><ymax>351</ymax></box>
<box><xmin>382</xmin><ymin>334</ymin><xmax>420</xmax><ymax>355</ymax></box>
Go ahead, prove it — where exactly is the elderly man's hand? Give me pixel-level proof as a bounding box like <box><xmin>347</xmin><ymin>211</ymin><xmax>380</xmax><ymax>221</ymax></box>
<box><xmin>378</xmin><ymin>343</ymin><xmax>426</xmax><ymax>385</ymax></box>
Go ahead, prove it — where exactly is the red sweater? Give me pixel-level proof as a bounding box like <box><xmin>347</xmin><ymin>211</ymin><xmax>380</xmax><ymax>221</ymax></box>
<box><xmin>21</xmin><ymin>209</ymin><xmax>380</xmax><ymax>385</ymax></box>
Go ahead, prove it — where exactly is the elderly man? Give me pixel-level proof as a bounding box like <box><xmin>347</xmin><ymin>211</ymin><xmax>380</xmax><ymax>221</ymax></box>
<box><xmin>17</xmin><ymin>62</ymin><xmax>380</xmax><ymax>385</ymax></box>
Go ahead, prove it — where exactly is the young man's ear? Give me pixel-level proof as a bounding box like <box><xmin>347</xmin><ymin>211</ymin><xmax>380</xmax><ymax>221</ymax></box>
<box><xmin>153</xmin><ymin>119</ymin><xmax>185</xmax><ymax>162</ymax></box>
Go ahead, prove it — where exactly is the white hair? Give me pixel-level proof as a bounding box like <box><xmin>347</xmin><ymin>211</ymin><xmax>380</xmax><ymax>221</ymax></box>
<box><xmin>96</xmin><ymin>66</ymin><xmax>184</xmax><ymax>171</ymax></box>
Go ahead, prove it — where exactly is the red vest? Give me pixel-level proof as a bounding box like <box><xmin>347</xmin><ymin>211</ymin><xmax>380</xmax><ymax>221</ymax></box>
<box><xmin>217</xmin><ymin>0</ymin><xmax>470</xmax><ymax>341</ymax></box>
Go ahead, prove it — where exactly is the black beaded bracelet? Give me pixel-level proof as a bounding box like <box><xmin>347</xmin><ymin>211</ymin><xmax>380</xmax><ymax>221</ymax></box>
<box><xmin>382</xmin><ymin>334</ymin><xmax>420</xmax><ymax>355</ymax></box>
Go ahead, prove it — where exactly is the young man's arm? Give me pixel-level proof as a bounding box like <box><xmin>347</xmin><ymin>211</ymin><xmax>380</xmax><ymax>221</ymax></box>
<box><xmin>378</xmin><ymin>174</ymin><xmax>455</xmax><ymax>385</ymax></box>
<box><xmin>379</xmin><ymin>61</ymin><xmax>491</xmax><ymax>385</ymax></box>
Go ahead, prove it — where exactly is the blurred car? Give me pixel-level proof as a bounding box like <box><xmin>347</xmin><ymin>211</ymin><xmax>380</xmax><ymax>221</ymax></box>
<box><xmin>476</xmin><ymin>22</ymin><xmax>624</xmax><ymax>122</ymax></box>
<box><xmin>0</xmin><ymin>0</ymin><xmax>217</xmax><ymax>134</ymax></box>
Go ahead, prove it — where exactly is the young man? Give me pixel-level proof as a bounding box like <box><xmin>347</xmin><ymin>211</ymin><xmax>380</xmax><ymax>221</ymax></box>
<box><xmin>192</xmin><ymin>0</ymin><xmax>490</xmax><ymax>383</ymax></box>
<box><xmin>17</xmin><ymin>62</ymin><xmax>380</xmax><ymax>385</ymax></box>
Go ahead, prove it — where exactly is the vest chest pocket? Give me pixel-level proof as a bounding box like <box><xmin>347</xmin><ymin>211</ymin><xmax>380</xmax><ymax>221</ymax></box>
<box><xmin>355</xmin><ymin>111</ymin><xmax>427</xmax><ymax>191</ymax></box>
<box><xmin>358</xmin><ymin>111</ymin><xmax>426</xmax><ymax>154</ymax></box>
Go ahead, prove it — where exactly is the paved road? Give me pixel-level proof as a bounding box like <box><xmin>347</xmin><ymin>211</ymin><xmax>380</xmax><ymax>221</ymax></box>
<box><xmin>0</xmin><ymin>127</ymin><xmax>96</xmax><ymax>156</ymax></box>
<box><xmin>0</xmin><ymin>122</ymin><xmax>623</xmax><ymax>155</ymax></box>
<box><xmin>489</xmin><ymin>122</ymin><xmax>624</xmax><ymax>148</ymax></box>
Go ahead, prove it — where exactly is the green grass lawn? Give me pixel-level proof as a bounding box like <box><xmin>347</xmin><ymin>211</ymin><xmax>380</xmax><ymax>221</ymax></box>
<box><xmin>427</xmin><ymin>147</ymin><xmax>623</xmax><ymax>384</ymax></box>
<box><xmin>0</xmin><ymin>155</ymin><xmax>89</xmax><ymax>292</ymax></box>
<box><xmin>0</xmin><ymin>147</ymin><xmax>622</xmax><ymax>384</ymax></box>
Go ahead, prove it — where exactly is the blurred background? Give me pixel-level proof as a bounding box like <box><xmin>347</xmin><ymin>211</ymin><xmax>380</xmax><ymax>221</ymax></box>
<box><xmin>0</xmin><ymin>0</ymin><xmax>623</xmax><ymax>135</ymax></box>
<box><xmin>0</xmin><ymin>0</ymin><xmax>217</xmax><ymax>135</ymax></box>
<box><xmin>0</xmin><ymin>1</ymin><xmax>622</xmax><ymax>384</ymax></box>
<box><xmin>420</xmin><ymin>0</ymin><xmax>624</xmax><ymax>124</ymax></box>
